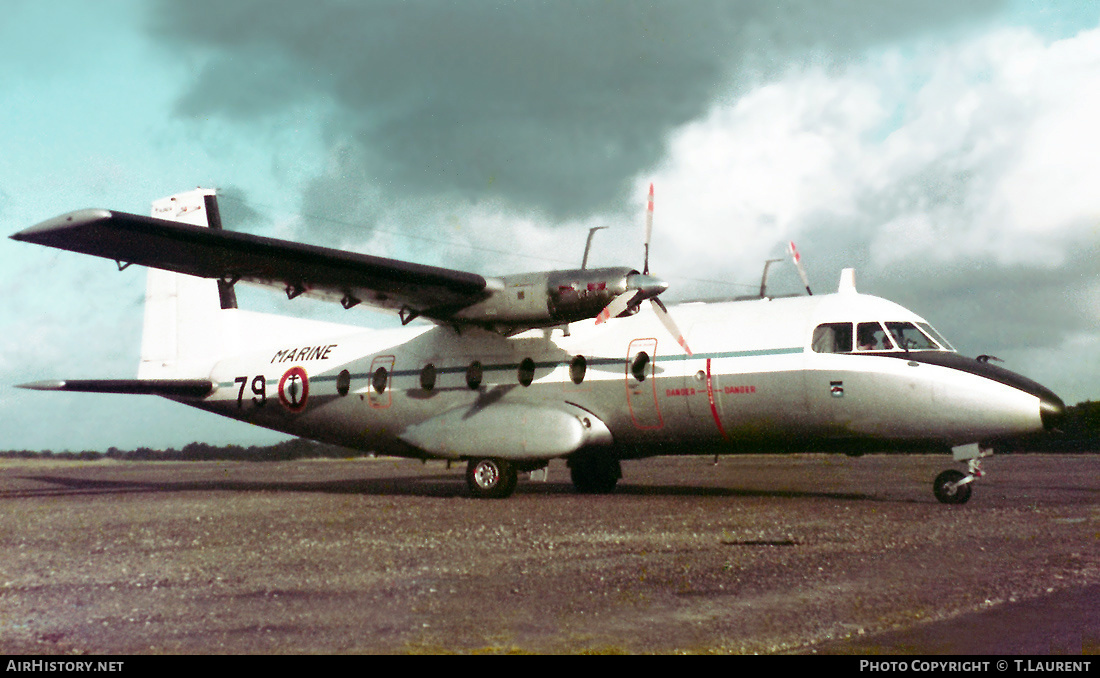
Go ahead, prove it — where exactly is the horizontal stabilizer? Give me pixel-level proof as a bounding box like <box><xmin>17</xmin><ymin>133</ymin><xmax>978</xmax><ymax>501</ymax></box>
<box><xmin>18</xmin><ymin>379</ymin><xmax>214</xmax><ymax>398</ymax></box>
<box><xmin>11</xmin><ymin>208</ymin><xmax>492</xmax><ymax>321</ymax></box>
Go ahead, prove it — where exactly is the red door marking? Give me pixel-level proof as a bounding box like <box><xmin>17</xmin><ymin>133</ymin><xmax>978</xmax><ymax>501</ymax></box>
<box><xmin>706</xmin><ymin>358</ymin><xmax>728</xmax><ymax>439</ymax></box>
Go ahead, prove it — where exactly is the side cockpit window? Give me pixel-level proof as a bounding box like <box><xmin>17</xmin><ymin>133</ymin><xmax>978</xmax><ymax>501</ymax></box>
<box><xmin>812</xmin><ymin>323</ymin><xmax>853</xmax><ymax>353</ymax></box>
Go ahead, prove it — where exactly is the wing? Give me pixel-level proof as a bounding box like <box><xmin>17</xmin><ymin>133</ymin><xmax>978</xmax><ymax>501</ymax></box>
<box><xmin>11</xmin><ymin>209</ymin><xmax>495</xmax><ymax>321</ymax></box>
<box><xmin>18</xmin><ymin>379</ymin><xmax>214</xmax><ymax>398</ymax></box>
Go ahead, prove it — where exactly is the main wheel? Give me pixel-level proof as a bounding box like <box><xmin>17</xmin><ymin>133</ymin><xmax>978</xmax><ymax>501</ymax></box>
<box><xmin>933</xmin><ymin>469</ymin><xmax>972</xmax><ymax>505</ymax></box>
<box><xmin>569</xmin><ymin>454</ymin><xmax>621</xmax><ymax>494</ymax></box>
<box><xmin>466</xmin><ymin>458</ymin><xmax>518</xmax><ymax>499</ymax></box>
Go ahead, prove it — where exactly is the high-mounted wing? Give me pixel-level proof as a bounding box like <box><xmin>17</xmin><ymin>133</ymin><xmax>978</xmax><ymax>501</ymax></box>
<box><xmin>11</xmin><ymin>209</ymin><xmax>494</xmax><ymax>321</ymax></box>
<box><xmin>11</xmin><ymin>186</ymin><xmax>688</xmax><ymax>334</ymax></box>
<box><xmin>18</xmin><ymin>379</ymin><xmax>214</xmax><ymax>398</ymax></box>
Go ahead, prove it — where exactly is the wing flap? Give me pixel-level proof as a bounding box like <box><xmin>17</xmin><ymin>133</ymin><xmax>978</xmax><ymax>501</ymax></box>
<box><xmin>11</xmin><ymin>209</ymin><xmax>493</xmax><ymax>319</ymax></box>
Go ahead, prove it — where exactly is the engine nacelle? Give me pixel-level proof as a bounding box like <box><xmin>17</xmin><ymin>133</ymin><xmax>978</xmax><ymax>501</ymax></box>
<box><xmin>451</xmin><ymin>266</ymin><xmax>636</xmax><ymax>328</ymax></box>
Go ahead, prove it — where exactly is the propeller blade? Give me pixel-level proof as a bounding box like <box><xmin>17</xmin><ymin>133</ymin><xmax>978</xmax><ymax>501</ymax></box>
<box><xmin>643</xmin><ymin>183</ymin><xmax>654</xmax><ymax>275</ymax></box>
<box><xmin>651</xmin><ymin>298</ymin><xmax>692</xmax><ymax>355</ymax></box>
<box><xmin>788</xmin><ymin>240</ymin><xmax>812</xmax><ymax>296</ymax></box>
<box><xmin>595</xmin><ymin>273</ymin><xmax>668</xmax><ymax>325</ymax></box>
<box><xmin>595</xmin><ymin>291</ymin><xmax>636</xmax><ymax>325</ymax></box>
<box><xmin>598</xmin><ymin>185</ymin><xmax>683</xmax><ymax>346</ymax></box>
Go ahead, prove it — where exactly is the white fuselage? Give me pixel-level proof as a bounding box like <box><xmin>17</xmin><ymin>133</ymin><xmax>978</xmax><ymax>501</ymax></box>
<box><xmin>190</xmin><ymin>291</ymin><xmax>1052</xmax><ymax>461</ymax></box>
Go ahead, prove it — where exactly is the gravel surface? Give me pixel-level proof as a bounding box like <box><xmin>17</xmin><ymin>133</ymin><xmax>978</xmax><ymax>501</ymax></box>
<box><xmin>0</xmin><ymin>454</ymin><xmax>1096</xmax><ymax>654</ymax></box>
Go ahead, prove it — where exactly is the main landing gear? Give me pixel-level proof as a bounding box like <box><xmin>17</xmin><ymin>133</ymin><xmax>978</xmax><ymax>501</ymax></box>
<box><xmin>464</xmin><ymin>454</ymin><xmax>622</xmax><ymax>499</ymax></box>
<box><xmin>933</xmin><ymin>444</ymin><xmax>991</xmax><ymax>505</ymax></box>
<box><xmin>465</xmin><ymin>458</ymin><xmax>519</xmax><ymax>499</ymax></box>
<box><xmin>568</xmin><ymin>453</ymin><xmax>621</xmax><ymax>494</ymax></box>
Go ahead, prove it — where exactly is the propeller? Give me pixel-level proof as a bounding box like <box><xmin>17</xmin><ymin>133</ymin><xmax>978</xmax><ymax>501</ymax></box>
<box><xmin>643</xmin><ymin>182</ymin><xmax>654</xmax><ymax>275</ymax></box>
<box><xmin>595</xmin><ymin>184</ymin><xmax>692</xmax><ymax>355</ymax></box>
<box><xmin>788</xmin><ymin>240</ymin><xmax>812</xmax><ymax>296</ymax></box>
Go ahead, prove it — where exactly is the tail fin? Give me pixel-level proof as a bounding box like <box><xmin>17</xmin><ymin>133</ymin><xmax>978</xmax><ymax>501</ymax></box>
<box><xmin>138</xmin><ymin>189</ymin><xmax>236</xmax><ymax>379</ymax></box>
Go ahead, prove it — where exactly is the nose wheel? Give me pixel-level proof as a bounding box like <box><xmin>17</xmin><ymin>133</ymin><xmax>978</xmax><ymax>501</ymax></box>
<box><xmin>933</xmin><ymin>453</ymin><xmax>987</xmax><ymax>505</ymax></box>
<box><xmin>933</xmin><ymin>469</ymin><xmax>972</xmax><ymax>504</ymax></box>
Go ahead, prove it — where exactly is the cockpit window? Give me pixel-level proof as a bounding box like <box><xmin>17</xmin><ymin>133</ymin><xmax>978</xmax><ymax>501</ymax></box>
<box><xmin>812</xmin><ymin>323</ymin><xmax>853</xmax><ymax>353</ymax></box>
<box><xmin>917</xmin><ymin>322</ymin><xmax>954</xmax><ymax>351</ymax></box>
<box><xmin>814</xmin><ymin>320</ymin><xmax>954</xmax><ymax>354</ymax></box>
<box><xmin>857</xmin><ymin>322</ymin><xmax>893</xmax><ymax>351</ymax></box>
<box><xmin>885</xmin><ymin>321</ymin><xmax>940</xmax><ymax>350</ymax></box>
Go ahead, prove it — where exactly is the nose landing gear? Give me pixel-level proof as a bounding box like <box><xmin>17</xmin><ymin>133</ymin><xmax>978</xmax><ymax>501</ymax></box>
<box><xmin>933</xmin><ymin>469</ymin><xmax>972</xmax><ymax>504</ymax></box>
<box><xmin>934</xmin><ymin>444</ymin><xmax>991</xmax><ymax>505</ymax></box>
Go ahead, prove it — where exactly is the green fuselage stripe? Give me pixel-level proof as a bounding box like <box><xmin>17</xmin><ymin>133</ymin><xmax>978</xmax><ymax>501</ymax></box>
<box><xmin>219</xmin><ymin>346</ymin><xmax>804</xmax><ymax>388</ymax></box>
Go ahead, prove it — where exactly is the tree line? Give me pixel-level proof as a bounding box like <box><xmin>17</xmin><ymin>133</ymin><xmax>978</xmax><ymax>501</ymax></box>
<box><xmin>996</xmin><ymin>400</ymin><xmax>1100</xmax><ymax>453</ymax></box>
<box><xmin>0</xmin><ymin>438</ymin><xmax>364</xmax><ymax>462</ymax></box>
<box><xmin>3</xmin><ymin>401</ymin><xmax>1099</xmax><ymax>461</ymax></box>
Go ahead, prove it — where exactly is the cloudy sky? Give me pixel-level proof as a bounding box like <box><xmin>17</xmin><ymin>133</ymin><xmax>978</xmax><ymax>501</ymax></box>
<box><xmin>2</xmin><ymin>1</ymin><xmax>1099</xmax><ymax>451</ymax></box>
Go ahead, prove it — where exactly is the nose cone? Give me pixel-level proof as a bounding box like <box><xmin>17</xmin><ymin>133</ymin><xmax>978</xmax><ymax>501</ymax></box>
<box><xmin>1039</xmin><ymin>390</ymin><xmax>1066</xmax><ymax>431</ymax></box>
<box><xmin>627</xmin><ymin>273</ymin><xmax>669</xmax><ymax>300</ymax></box>
<box><xmin>895</xmin><ymin>352</ymin><xmax>1067</xmax><ymax>436</ymax></box>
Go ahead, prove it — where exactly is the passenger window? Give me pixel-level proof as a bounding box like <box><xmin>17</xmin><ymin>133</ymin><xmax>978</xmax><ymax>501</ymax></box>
<box><xmin>466</xmin><ymin>361</ymin><xmax>483</xmax><ymax>390</ymax></box>
<box><xmin>812</xmin><ymin>323</ymin><xmax>853</xmax><ymax>353</ymax></box>
<box><xmin>856</xmin><ymin>322</ymin><xmax>894</xmax><ymax>351</ymax></box>
<box><xmin>570</xmin><ymin>355</ymin><xmax>587</xmax><ymax>384</ymax></box>
<box><xmin>518</xmin><ymin>357</ymin><xmax>535</xmax><ymax>387</ymax></box>
<box><xmin>631</xmin><ymin>352</ymin><xmax>650</xmax><ymax>382</ymax></box>
<box><xmin>372</xmin><ymin>366</ymin><xmax>388</xmax><ymax>393</ymax></box>
<box><xmin>420</xmin><ymin>363</ymin><xmax>437</xmax><ymax>391</ymax></box>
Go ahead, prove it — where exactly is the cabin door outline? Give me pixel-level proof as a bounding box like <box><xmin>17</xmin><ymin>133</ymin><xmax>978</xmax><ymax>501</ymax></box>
<box><xmin>368</xmin><ymin>355</ymin><xmax>395</xmax><ymax>409</ymax></box>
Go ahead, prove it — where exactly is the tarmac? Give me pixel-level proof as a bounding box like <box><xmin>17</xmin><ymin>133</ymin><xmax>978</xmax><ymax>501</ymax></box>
<box><xmin>0</xmin><ymin>453</ymin><xmax>1096</xmax><ymax>654</ymax></box>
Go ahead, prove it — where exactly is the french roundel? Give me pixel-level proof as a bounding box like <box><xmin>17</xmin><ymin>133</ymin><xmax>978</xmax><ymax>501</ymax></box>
<box><xmin>278</xmin><ymin>366</ymin><xmax>309</xmax><ymax>412</ymax></box>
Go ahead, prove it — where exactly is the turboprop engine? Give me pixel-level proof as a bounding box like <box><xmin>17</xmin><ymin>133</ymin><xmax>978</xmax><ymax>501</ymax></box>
<box><xmin>450</xmin><ymin>266</ymin><xmax>663</xmax><ymax>328</ymax></box>
<box><xmin>449</xmin><ymin>184</ymin><xmax>690</xmax><ymax>353</ymax></box>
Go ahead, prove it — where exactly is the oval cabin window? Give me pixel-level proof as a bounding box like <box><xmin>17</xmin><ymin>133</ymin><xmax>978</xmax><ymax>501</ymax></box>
<box><xmin>420</xmin><ymin>363</ymin><xmax>437</xmax><ymax>391</ymax></box>
<box><xmin>570</xmin><ymin>355</ymin><xmax>587</xmax><ymax>384</ymax></box>
<box><xmin>372</xmin><ymin>366</ymin><xmax>388</xmax><ymax>394</ymax></box>
<box><xmin>518</xmin><ymin>357</ymin><xmax>536</xmax><ymax>387</ymax></box>
<box><xmin>631</xmin><ymin>352</ymin><xmax>649</xmax><ymax>382</ymax></box>
<box><xmin>466</xmin><ymin>361</ymin><xmax>483</xmax><ymax>390</ymax></box>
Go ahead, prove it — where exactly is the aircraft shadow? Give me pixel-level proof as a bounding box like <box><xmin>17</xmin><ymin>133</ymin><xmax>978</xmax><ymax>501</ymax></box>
<box><xmin>9</xmin><ymin>473</ymin><xmax>876</xmax><ymax>502</ymax></box>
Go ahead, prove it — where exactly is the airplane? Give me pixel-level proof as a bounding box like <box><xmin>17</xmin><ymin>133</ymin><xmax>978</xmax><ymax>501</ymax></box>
<box><xmin>10</xmin><ymin>187</ymin><xmax>1065</xmax><ymax>503</ymax></box>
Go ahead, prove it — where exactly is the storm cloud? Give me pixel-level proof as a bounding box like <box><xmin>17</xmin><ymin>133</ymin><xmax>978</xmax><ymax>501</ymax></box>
<box><xmin>149</xmin><ymin>0</ymin><xmax>1098</xmax><ymax>374</ymax></box>
<box><xmin>152</xmin><ymin>0</ymin><xmax>1004</xmax><ymax>227</ymax></box>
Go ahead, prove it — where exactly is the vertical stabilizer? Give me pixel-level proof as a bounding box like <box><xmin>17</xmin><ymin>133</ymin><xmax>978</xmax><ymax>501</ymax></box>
<box><xmin>138</xmin><ymin>189</ymin><xmax>231</xmax><ymax>379</ymax></box>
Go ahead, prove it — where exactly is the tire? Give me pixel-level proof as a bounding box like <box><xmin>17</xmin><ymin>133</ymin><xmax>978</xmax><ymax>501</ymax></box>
<box><xmin>466</xmin><ymin>458</ymin><xmax>518</xmax><ymax>499</ymax></box>
<box><xmin>933</xmin><ymin>469</ymin><xmax>972</xmax><ymax>505</ymax></box>
<box><xmin>569</xmin><ymin>454</ymin><xmax>621</xmax><ymax>494</ymax></box>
